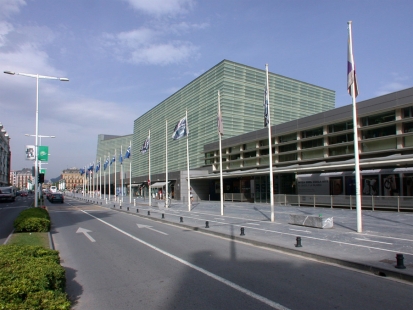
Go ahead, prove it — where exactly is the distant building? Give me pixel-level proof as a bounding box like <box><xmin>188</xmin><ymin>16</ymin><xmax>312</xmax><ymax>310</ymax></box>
<box><xmin>61</xmin><ymin>168</ymin><xmax>83</xmax><ymax>190</ymax></box>
<box><xmin>0</xmin><ymin>122</ymin><xmax>11</xmax><ymax>187</ymax></box>
<box><xmin>11</xmin><ymin>168</ymin><xmax>33</xmax><ymax>190</ymax></box>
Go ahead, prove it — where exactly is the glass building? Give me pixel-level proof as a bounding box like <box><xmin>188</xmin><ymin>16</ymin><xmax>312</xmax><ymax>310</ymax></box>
<box><xmin>127</xmin><ymin>60</ymin><xmax>334</xmax><ymax>199</ymax></box>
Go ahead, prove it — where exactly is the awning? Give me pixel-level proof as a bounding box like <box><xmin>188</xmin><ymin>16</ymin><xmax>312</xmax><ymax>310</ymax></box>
<box><xmin>150</xmin><ymin>182</ymin><xmax>169</xmax><ymax>188</ymax></box>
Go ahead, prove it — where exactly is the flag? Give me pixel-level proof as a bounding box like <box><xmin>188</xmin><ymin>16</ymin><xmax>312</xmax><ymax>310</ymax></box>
<box><xmin>217</xmin><ymin>105</ymin><xmax>224</xmax><ymax>136</ymax></box>
<box><xmin>119</xmin><ymin>152</ymin><xmax>123</xmax><ymax>164</ymax></box>
<box><xmin>110</xmin><ymin>156</ymin><xmax>115</xmax><ymax>165</ymax></box>
<box><xmin>172</xmin><ymin>117</ymin><xmax>188</xmax><ymax>140</ymax></box>
<box><xmin>125</xmin><ymin>146</ymin><xmax>131</xmax><ymax>159</ymax></box>
<box><xmin>88</xmin><ymin>163</ymin><xmax>94</xmax><ymax>172</ymax></box>
<box><xmin>95</xmin><ymin>162</ymin><xmax>100</xmax><ymax>172</ymax></box>
<box><xmin>140</xmin><ymin>137</ymin><xmax>150</xmax><ymax>154</ymax></box>
<box><xmin>104</xmin><ymin>158</ymin><xmax>109</xmax><ymax>170</ymax></box>
<box><xmin>79</xmin><ymin>168</ymin><xmax>85</xmax><ymax>176</ymax></box>
<box><xmin>264</xmin><ymin>88</ymin><xmax>269</xmax><ymax>127</ymax></box>
<box><xmin>347</xmin><ymin>21</ymin><xmax>359</xmax><ymax>97</ymax></box>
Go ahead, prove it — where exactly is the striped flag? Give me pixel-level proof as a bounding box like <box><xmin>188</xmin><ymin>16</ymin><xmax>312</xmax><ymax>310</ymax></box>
<box><xmin>347</xmin><ymin>21</ymin><xmax>359</xmax><ymax>97</ymax></box>
<box><xmin>172</xmin><ymin>117</ymin><xmax>189</xmax><ymax>140</ymax></box>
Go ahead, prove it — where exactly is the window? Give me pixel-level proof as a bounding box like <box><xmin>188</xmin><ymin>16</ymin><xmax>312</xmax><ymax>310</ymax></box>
<box><xmin>328</xmin><ymin>121</ymin><xmax>353</xmax><ymax>133</ymax></box>
<box><xmin>278</xmin><ymin>133</ymin><xmax>296</xmax><ymax>143</ymax></box>
<box><xmin>279</xmin><ymin>153</ymin><xmax>297</xmax><ymax>162</ymax></box>
<box><xmin>403</xmin><ymin>106</ymin><xmax>413</xmax><ymax>118</ymax></box>
<box><xmin>328</xmin><ymin>133</ymin><xmax>354</xmax><ymax>145</ymax></box>
<box><xmin>361</xmin><ymin>111</ymin><xmax>395</xmax><ymax>126</ymax></box>
<box><xmin>301</xmin><ymin>138</ymin><xmax>323</xmax><ymax>149</ymax></box>
<box><xmin>362</xmin><ymin>125</ymin><xmax>396</xmax><ymax>139</ymax></box>
<box><xmin>301</xmin><ymin>127</ymin><xmax>323</xmax><ymax>139</ymax></box>
<box><xmin>403</xmin><ymin>122</ymin><xmax>413</xmax><ymax>133</ymax></box>
<box><xmin>243</xmin><ymin>151</ymin><xmax>256</xmax><ymax>158</ymax></box>
<box><xmin>230</xmin><ymin>154</ymin><xmax>240</xmax><ymax>160</ymax></box>
<box><xmin>279</xmin><ymin>143</ymin><xmax>297</xmax><ymax>153</ymax></box>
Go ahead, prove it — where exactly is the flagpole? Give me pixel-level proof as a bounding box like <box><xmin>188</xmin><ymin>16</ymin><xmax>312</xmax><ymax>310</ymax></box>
<box><xmin>104</xmin><ymin>158</ymin><xmax>106</xmax><ymax>200</ymax></box>
<box><xmin>148</xmin><ymin>129</ymin><xmax>151</xmax><ymax>207</ymax></box>
<box><xmin>121</xmin><ymin>145</ymin><xmax>124</xmax><ymax>202</ymax></box>
<box><xmin>186</xmin><ymin>110</ymin><xmax>191</xmax><ymax>211</ymax></box>
<box><xmin>114</xmin><ymin>150</ymin><xmax>117</xmax><ymax>201</ymax></box>
<box><xmin>348</xmin><ymin>21</ymin><xmax>362</xmax><ymax>233</ymax></box>
<box><xmin>218</xmin><ymin>91</ymin><xmax>224</xmax><ymax>215</ymax></box>
<box><xmin>129</xmin><ymin>141</ymin><xmax>132</xmax><ymax>204</ymax></box>
<box><xmin>166</xmin><ymin>120</ymin><xmax>169</xmax><ymax>208</ymax></box>
<box><xmin>266</xmin><ymin>64</ymin><xmax>275</xmax><ymax>221</ymax></box>
<box><xmin>99</xmin><ymin>157</ymin><xmax>102</xmax><ymax>198</ymax></box>
<box><xmin>108</xmin><ymin>152</ymin><xmax>111</xmax><ymax>201</ymax></box>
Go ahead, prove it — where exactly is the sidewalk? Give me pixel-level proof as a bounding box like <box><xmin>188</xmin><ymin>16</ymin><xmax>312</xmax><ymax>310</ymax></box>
<box><xmin>71</xmin><ymin>194</ymin><xmax>413</xmax><ymax>283</ymax></box>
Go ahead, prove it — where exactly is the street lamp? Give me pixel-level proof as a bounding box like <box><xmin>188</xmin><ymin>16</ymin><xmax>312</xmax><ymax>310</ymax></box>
<box><xmin>25</xmin><ymin>134</ymin><xmax>55</xmax><ymax>191</ymax></box>
<box><xmin>5</xmin><ymin>71</ymin><xmax>68</xmax><ymax>207</ymax></box>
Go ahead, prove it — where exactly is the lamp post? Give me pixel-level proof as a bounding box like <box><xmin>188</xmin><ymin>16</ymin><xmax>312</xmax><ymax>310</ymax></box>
<box><xmin>5</xmin><ymin>71</ymin><xmax>68</xmax><ymax>207</ymax></box>
<box><xmin>25</xmin><ymin>134</ymin><xmax>55</xmax><ymax>193</ymax></box>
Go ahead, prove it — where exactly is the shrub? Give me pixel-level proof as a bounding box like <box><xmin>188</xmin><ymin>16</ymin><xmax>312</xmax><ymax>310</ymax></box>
<box><xmin>0</xmin><ymin>245</ymin><xmax>70</xmax><ymax>310</ymax></box>
<box><xmin>14</xmin><ymin>207</ymin><xmax>51</xmax><ymax>232</ymax></box>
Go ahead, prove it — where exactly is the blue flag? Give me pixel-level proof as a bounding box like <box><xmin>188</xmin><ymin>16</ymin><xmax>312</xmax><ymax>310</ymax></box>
<box><xmin>79</xmin><ymin>168</ymin><xmax>85</xmax><ymax>176</ymax></box>
<box><xmin>110</xmin><ymin>156</ymin><xmax>115</xmax><ymax>165</ymax></box>
<box><xmin>140</xmin><ymin>137</ymin><xmax>150</xmax><ymax>154</ymax></box>
<box><xmin>96</xmin><ymin>162</ymin><xmax>100</xmax><ymax>172</ymax></box>
<box><xmin>88</xmin><ymin>163</ymin><xmax>94</xmax><ymax>172</ymax></box>
<box><xmin>172</xmin><ymin>117</ymin><xmax>188</xmax><ymax>140</ymax></box>
<box><xmin>264</xmin><ymin>88</ymin><xmax>269</xmax><ymax>127</ymax></box>
<box><xmin>104</xmin><ymin>158</ymin><xmax>109</xmax><ymax>170</ymax></box>
<box><xmin>125</xmin><ymin>146</ymin><xmax>131</xmax><ymax>159</ymax></box>
<box><xmin>119</xmin><ymin>152</ymin><xmax>123</xmax><ymax>164</ymax></box>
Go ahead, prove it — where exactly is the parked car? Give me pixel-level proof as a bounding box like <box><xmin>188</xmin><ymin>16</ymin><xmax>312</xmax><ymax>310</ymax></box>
<box><xmin>20</xmin><ymin>191</ymin><xmax>28</xmax><ymax>197</ymax></box>
<box><xmin>49</xmin><ymin>193</ymin><xmax>64</xmax><ymax>203</ymax></box>
<box><xmin>0</xmin><ymin>186</ymin><xmax>17</xmax><ymax>202</ymax></box>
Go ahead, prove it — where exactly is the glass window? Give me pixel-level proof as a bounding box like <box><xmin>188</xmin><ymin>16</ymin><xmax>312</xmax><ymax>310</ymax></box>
<box><xmin>259</xmin><ymin>139</ymin><xmax>269</xmax><ymax>147</ymax></box>
<box><xmin>230</xmin><ymin>154</ymin><xmax>240</xmax><ymax>160</ymax></box>
<box><xmin>301</xmin><ymin>127</ymin><xmax>323</xmax><ymax>138</ymax></box>
<box><xmin>279</xmin><ymin>153</ymin><xmax>297</xmax><ymax>162</ymax></box>
<box><xmin>362</xmin><ymin>125</ymin><xmax>396</xmax><ymax>139</ymax></box>
<box><xmin>403</xmin><ymin>106</ymin><xmax>413</xmax><ymax>118</ymax></box>
<box><xmin>328</xmin><ymin>133</ymin><xmax>354</xmax><ymax>145</ymax></box>
<box><xmin>328</xmin><ymin>145</ymin><xmax>354</xmax><ymax>156</ymax></box>
<box><xmin>328</xmin><ymin>121</ymin><xmax>353</xmax><ymax>133</ymax></box>
<box><xmin>243</xmin><ymin>151</ymin><xmax>256</xmax><ymax>158</ymax></box>
<box><xmin>260</xmin><ymin>149</ymin><xmax>269</xmax><ymax>156</ymax></box>
<box><xmin>403</xmin><ymin>122</ymin><xmax>413</xmax><ymax>133</ymax></box>
<box><xmin>301</xmin><ymin>138</ymin><xmax>323</xmax><ymax>149</ymax></box>
<box><xmin>279</xmin><ymin>143</ymin><xmax>297</xmax><ymax>153</ymax></box>
<box><xmin>361</xmin><ymin>111</ymin><xmax>395</xmax><ymax>126</ymax></box>
<box><xmin>278</xmin><ymin>132</ymin><xmax>297</xmax><ymax>143</ymax></box>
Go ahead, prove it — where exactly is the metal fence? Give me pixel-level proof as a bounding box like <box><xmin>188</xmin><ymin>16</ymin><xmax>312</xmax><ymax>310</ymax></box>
<box><xmin>274</xmin><ymin>194</ymin><xmax>413</xmax><ymax>212</ymax></box>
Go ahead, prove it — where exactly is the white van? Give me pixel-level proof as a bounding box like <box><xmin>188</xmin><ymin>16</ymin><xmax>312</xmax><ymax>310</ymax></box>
<box><xmin>50</xmin><ymin>186</ymin><xmax>57</xmax><ymax>193</ymax></box>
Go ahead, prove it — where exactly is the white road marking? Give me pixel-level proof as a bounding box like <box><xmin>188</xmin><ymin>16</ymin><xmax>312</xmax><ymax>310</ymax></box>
<box><xmin>80</xmin><ymin>210</ymin><xmax>290</xmax><ymax>310</ymax></box>
<box><xmin>76</xmin><ymin>227</ymin><xmax>96</xmax><ymax>242</ymax></box>
<box><xmin>354</xmin><ymin>238</ymin><xmax>393</xmax><ymax>245</ymax></box>
<box><xmin>137</xmin><ymin>224</ymin><xmax>168</xmax><ymax>235</ymax></box>
<box><xmin>289</xmin><ymin>228</ymin><xmax>311</xmax><ymax>233</ymax></box>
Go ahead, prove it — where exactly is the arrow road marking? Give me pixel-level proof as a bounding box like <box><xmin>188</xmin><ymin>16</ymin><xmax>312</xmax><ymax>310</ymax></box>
<box><xmin>76</xmin><ymin>227</ymin><xmax>96</xmax><ymax>242</ymax></box>
<box><xmin>137</xmin><ymin>224</ymin><xmax>168</xmax><ymax>235</ymax></box>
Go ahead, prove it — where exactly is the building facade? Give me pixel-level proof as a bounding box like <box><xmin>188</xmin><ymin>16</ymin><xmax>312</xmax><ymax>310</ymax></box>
<box><xmin>95</xmin><ymin>60</ymin><xmax>335</xmax><ymax>200</ymax></box>
<box><xmin>200</xmin><ymin>87</ymin><xmax>413</xmax><ymax>201</ymax></box>
<box><xmin>0</xmin><ymin>122</ymin><xmax>11</xmax><ymax>187</ymax></box>
<box><xmin>61</xmin><ymin>168</ymin><xmax>85</xmax><ymax>191</ymax></box>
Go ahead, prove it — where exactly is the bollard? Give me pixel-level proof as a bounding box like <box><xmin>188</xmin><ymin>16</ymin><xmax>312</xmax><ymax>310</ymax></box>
<box><xmin>240</xmin><ymin>227</ymin><xmax>245</xmax><ymax>236</ymax></box>
<box><xmin>137</xmin><ymin>209</ymin><xmax>139</xmax><ymax>213</ymax></box>
<box><xmin>295</xmin><ymin>237</ymin><xmax>302</xmax><ymax>247</ymax></box>
<box><xmin>148</xmin><ymin>211</ymin><xmax>150</xmax><ymax>216</ymax></box>
<box><xmin>395</xmin><ymin>253</ymin><xmax>406</xmax><ymax>269</ymax></box>
<box><xmin>162</xmin><ymin>213</ymin><xmax>165</xmax><ymax>219</ymax></box>
<box><xmin>113</xmin><ymin>204</ymin><xmax>115</xmax><ymax>208</ymax></box>
<box><xmin>120</xmin><ymin>205</ymin><xmax>122</xmax><ymax>209</ymax></box>
<box><xmin>127</xmin><ymin>207</ymin><xmax>129</xmax><ymax>211</ymax></box>
<box><xmin>205</xmin><ymin>221</ymin><xmax>209</xmax><ymax>228</ymax></box>
<box><xmin>180</xmin><ymin>217</ymin><xmax>183</xmax><ymax>223</ymax></box>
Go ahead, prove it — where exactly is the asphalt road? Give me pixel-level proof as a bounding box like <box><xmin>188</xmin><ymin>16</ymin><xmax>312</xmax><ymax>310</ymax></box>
<box><xmin>47</xmin><ymin>197</ymin><xmax>412</xmax><ymax>310</ymax></box>
<box><xmin>0</xmin><ymin>195</ymin><xmax>32</xmax><ymax>244</ymax></box>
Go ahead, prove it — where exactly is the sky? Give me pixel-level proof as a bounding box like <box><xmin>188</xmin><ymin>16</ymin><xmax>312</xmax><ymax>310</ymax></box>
<box><xmin>1</xmin><ymin>0</ymin><xmax>412</xmax><ymax>179</ymax></box>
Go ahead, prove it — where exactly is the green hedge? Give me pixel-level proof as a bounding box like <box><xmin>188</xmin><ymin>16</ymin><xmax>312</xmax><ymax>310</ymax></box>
<box><xmin>0</xmin><ymin>245</ymin><xmax>70</xmax><ymax>309</ymax></box>
<box><xmin>14</xmin><ymin>208</ymin><xmax>51</xmax><ymax>232</ymax></box>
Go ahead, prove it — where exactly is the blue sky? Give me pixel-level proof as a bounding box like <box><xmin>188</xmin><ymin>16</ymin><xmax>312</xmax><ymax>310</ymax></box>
<box><xmin>1</xmin><ymin>0</ymin><xmax>412</xmax><ymax>178</ymax></box>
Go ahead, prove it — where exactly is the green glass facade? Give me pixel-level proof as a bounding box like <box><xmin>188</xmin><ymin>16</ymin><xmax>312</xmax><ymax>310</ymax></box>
<box><xmin>132</xmin><ymin>60</ymin><xmax>335</xmax><ymax>179</ymax></box>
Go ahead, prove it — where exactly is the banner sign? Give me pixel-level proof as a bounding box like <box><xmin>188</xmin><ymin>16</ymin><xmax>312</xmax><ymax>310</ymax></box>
<box><xmin>25</xmin><ymin>145</ymin><xmax>35</xmax><ymax>160</ymax></box>
<box><xmin>38</xmin><ymin>146</ymin><xmax>49</xmax><ymax>162</ymax></box>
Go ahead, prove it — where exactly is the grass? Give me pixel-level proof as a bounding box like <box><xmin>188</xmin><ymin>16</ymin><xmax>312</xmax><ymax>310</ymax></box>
<box><xmin>7</xmin><ymin>232</ymin><xmax>50</xmax><ymax>248</ymax></box>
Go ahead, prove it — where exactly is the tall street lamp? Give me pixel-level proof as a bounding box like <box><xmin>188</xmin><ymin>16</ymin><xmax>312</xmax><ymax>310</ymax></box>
<box><xmin>4</xmin><ymin>71</ymin><xmax>68</xmax><ymax>207</ymax></box>
<box><xmin>25</xmin><ymin>134</ymin><xmax>56</xmax><ymax>189</ymax></box>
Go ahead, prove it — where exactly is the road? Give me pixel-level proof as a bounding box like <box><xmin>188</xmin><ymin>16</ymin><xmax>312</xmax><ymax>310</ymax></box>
<box><xmin>46</xmin><ymin>197</ymin><xmax>412</xmax><ymax>310</ymax></box>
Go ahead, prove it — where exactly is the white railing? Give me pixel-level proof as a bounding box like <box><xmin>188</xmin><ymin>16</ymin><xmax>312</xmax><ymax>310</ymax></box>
<box><xmin>274</xmin><ymin>194</ymin><xmax>413</xmax><ymax>212</ymax></box>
